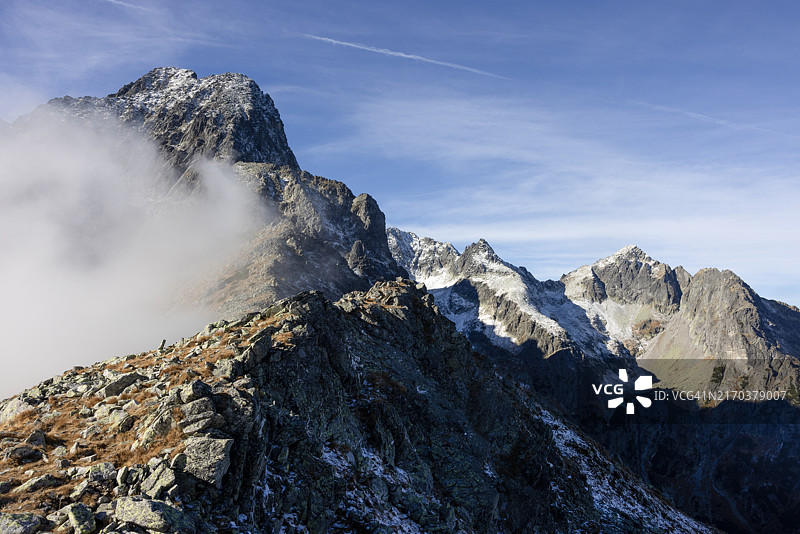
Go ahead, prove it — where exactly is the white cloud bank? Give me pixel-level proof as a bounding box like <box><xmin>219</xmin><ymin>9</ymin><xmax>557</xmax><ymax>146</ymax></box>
<box><xmin>0</xmin><ymin>114</ymin><xmax>265</xmax><ymax>399</ymax></box>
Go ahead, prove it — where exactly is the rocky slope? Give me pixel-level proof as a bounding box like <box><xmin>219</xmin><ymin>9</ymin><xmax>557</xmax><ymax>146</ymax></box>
<box><xmin>5</xmin><ymin>66</ymin><xmax>797</xmax><ymax>533</ymax></box>
<box><xmin>186</xmin><ymin>162</ymin><xmax>406</xmax><ymax>318</ymax></box>
<box><xmin>0</xmin><ymin>280</ymin><xmax>715</xmax><ymax>534</ymax></box>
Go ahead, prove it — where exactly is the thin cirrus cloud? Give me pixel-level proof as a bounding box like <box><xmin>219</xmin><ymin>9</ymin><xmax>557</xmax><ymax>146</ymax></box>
<box><xmin>103</xmin><ymin>0</ymin><xmax>151</xmax><ymax>11</ymax></box>
<box><xmin>311</xmin><ymin>93</ymin><xmax>800</xmax><ymax>304</ymax></box>
<box><xmin>629</xmin><ymin>100</ymin><xmax>800</xmax><ymax>141</ymax></box>
<box><xmin>300</xmin><ymin>33</ymin><xmax>507</xmax><ymax>79</ymax></box>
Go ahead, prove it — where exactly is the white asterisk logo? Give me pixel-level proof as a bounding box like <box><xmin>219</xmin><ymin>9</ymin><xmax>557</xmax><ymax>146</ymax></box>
<box><xmin>607</xmin><ymin>369</ymin><xmax>653</xmax><ymax>414</ymax></box>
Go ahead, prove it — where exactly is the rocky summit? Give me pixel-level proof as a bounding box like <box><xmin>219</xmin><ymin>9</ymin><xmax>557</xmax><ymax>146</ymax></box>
<box><xmin>32</xmin><ymin>67</ymin><xmax>299</xmax><ymax>174</ymax></box>
<box><xmin>2</xmin><ymin>68</ymin><xmax>798</xmax><ymax>533</ymax></box>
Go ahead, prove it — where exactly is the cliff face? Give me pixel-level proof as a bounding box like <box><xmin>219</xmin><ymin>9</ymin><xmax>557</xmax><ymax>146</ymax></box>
<box><xmin>187</xmin><ymin>163</ymin><xmax>406</xmax><ymax>318</ymax></box>
<box><xmin>0</xmin><ymin>280</ymin><xmax>713</xmax><ymax>534</ymax></box>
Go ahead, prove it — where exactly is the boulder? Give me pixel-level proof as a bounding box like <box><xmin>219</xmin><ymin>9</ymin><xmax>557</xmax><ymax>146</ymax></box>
<box><xmin>182</xmin><ymin>436</ymin><xmax>233</xmax><ymax>489</ymax></box>
<box><xmin>140</xmin><ymin>464</ymin><xmax>177</xmax><ymax>499</ymax></box>
<box><xmin>0</xmin><ymin>513</ymin><xmax>44</xmax><ymax>534</ymax></box>
<box><xmin>113</xmin><ymin>497</ymin><xmax>195</xmax><ymax>533</ymax></box>
<box><xmin>11</xmin><ymin>474</ymin><xmax>62</xmax><ymax>494</ymax></box>
<box><xmin>0</xmin><ymin>399</ymin><xmax>34</xmax><ymax>425</ymax></box>
<box><xmin>66</xmin><ymin>503</ymin><xmax>96</xmax><ymax>534</ymax></box>
<box><xmin>99</xmin><ymin>372</ymin><xmax>145</xmax><ymax>397</ymax></box>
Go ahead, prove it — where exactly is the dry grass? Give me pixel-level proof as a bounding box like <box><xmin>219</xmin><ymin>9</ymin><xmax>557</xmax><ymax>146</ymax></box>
<box><xmin>0</xmin><ymin>309</ymin><xmax>299</xmax><ymax>514</ymax></box>
<box><xmin>272</xmin><ymin>330</ymin><xmax>295</xmax><ymax>347</ymax></box>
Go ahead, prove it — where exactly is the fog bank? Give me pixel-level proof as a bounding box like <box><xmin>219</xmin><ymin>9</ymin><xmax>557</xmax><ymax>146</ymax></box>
<box><xmin>0</xmin><ymin>114</ymin><xmax>267</xmax><ymax>399</ymax></box>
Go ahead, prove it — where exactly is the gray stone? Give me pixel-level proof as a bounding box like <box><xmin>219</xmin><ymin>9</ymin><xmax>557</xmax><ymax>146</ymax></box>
<box><xmin>179</xmin><ymin>415</ymin><xmax>217</xmax><ymax>434</ymax></box>
<box><xmin>24</xmin><ymin>429</ymin><xmax>46</xmax><ymax>447</ymax></box>
<box><xmin>99</xmin><ymin>373</ymin><xmax>145</xmax><ymax>398</ymax></box>
<box><xmin>182</xmin><ymin>435</ymin><xmax>233</xmax><ymax>489</ymax></box>
<box><xmin>180</xmin><ymin>398</ymin><xmax>215</xmax><ymax>418</ymax></box>
<box><xmin>70</xmin><ymin>479</ymin><xmax>89</xmax><ymax>500</ymax></box>
<box><xmin>179</xmin><ymin>380</ymin><xmax>212</xmax><ymax>404</ymax></box>
<box><xmin>66</xmin><ymin>503</ymin><xmax>96</xmax><ymax>534</ymax></box>
<box><xmin>140</xmin><ymin>464</ymin><xmax>176</xmax><ymax>500</ymax></box>
<box><xmin>87</xmin><ymin>462</ymin><xmax>116</xmax><ymax>482</ymax></box>
<box><xmin>0</xmin><ymin>399</ymin><xmax>35</xmax><ymax>425</ymax></box>
<box><xmin>11</xmin><ymin>473</ymin><xmax>63</xmax><ymax>493</ymax></box>
<box><xmin>4</xmin><ymin>445</ymin><xmax>43</xmax><ymax>464</ymax></box>
<box><xmin>116</xmin><ymin>466</ymin><xmax>129</xmax><ymax>487</ymax></box>
<box><xmin>136</xmin><ymin>410</ymin><xmax>173</xmax><ymax>450</ymax></box>
<box><xmin>0</xmin><ymin>513</ymin><xmax>44</xmax><ymax>534</ymax></box>
<box><xmin>112</xmin><ymin>497</ymin><xmax>195</xmax><ymax>533</ymax></box>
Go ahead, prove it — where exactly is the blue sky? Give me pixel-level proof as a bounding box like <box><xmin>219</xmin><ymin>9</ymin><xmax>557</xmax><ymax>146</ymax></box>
<box><xmin>3</xmin><ymin>0</ymin><xmax>800</xmax><ymax>305</ymax></box>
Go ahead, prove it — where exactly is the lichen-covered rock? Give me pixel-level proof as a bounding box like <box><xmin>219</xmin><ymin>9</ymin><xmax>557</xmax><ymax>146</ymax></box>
<box><xmin>86</xmin><ymin>462</ymin><xmax>117</xmax><ymax>482</ymax></box>
<box><xmin>135</xmin><ymin>409</ymin><xmax>174</xmax><ymax>450</ymax></box>
<box><xmin>0</xmin><ymin>513</ymin><xmax>44</xmax><ymax>534</ymax></box>
<box><xmin>182</xmin><ymin>436</ymin><xmax>233</xmax><ymax>489</ymax></box>
<box><xmin>139</xmin><ymin>463</ymin><xmax>177</xmax><ymax>500</ymax></box>
<box><xmin>0</xmin><ymin>398</ymin><xmax>34</xmax><ymax>425</ymax></box>
<box><xmin>11</xmin><ymin>473</ymin><xmax>63</xmax><ymax>494</ymax></box>
<box><xmin>113</xmin><ymin>497</ymin><xmax>195</xmax><ymax>533</ymax></box>
<box><xmin>66</xmin><ymin>503</ymin><xmax>96</xmax><ymax>534</ymax></box>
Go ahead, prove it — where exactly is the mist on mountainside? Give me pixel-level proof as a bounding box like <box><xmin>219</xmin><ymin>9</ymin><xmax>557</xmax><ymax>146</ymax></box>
<box><xmin>0</xmin><ymin>114</ymin><xmax>269</xmax><ymax>399</ymax></box>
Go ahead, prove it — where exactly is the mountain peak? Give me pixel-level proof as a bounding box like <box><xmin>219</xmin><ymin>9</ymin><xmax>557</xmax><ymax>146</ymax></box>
<box><xmin>112</xmin><ymin>67</ymin><xmax>198</xmax><ymax>97</ymax></box>
<box><xmin>595</xmin><ymin>244</ymin><xmax>656</xmax><ymax>268</ymax></box>
<box><xmin>40</xmin><ymin>67</ymin><xmax>299</xmax><ymax>172</ymax></box>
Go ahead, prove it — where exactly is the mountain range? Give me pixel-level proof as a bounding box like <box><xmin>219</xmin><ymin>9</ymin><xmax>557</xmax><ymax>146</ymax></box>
<box><xmin>1</xmin><ymin>67</ymin><xmax>798</xmax><ymax>534</ymax></box>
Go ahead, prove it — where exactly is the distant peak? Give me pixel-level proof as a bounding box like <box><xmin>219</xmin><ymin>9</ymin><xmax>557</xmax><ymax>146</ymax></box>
<box><xmin>471</xmin><ymin>238</ymin><xmax>495</xmax><ymax>254</ymax></box>
<box><xmin>461</xmin><ymin>238</ymin><xmax>502</xmax><ymax>265</ymax></box>
<box><xmin>616</xmin><ymin>244</ymin><xmax>643</xmax><ymax>255</ymax></box>
<box><xmin>596</xmin><ymin>244</ymin><xmax>656</xmax><ymax>267</ymax></box>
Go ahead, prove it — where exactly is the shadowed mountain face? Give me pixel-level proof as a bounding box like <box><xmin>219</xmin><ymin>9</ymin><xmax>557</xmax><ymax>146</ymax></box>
<box><xmin>188</xmin><ymin>162</ymin><xmax>407</xmax><ymax>318</ymax></box>
<box><xmin>389</xmin><ymin>227</ymin><xmax>800</xmax><ymax>534</ymax></box>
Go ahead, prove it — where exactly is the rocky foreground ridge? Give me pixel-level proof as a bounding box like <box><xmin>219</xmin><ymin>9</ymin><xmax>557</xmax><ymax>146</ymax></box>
<box><xmin>0</xmin><ymin>280</ymin><xmax>714</xmax><ymax>533</ymax></box>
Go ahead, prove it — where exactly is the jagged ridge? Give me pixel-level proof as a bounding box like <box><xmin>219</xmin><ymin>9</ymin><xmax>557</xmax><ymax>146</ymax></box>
<box><xmin>0</xmin><ymin>280</ymin><xmax>712</xmax><ymax>533</ymax></box>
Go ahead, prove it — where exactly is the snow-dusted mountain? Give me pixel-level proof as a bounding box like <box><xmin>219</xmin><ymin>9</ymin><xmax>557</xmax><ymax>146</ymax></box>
<box><xmin>389</xmin><ymin>227</ymin><xmax>800</xmax><ymax>534</ymax></box>
<box><xmin>14</xmin><ymin>68</ymin><xmax>407</xmax><ymax>319</ymax></box>
<box><xmin>389</xmin><ymin>228</ymin><xmax>800</xmax><ymax>392</ymax></box>
<box><xmin>27</xmin><ymin>67</ymin><xmax>299</xmax><ymax>174</ymax></box>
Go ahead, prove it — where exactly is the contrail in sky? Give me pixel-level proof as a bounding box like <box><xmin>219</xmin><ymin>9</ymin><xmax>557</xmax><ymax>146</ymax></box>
<box><xmin>632</xmin><ymin>100</ymin><xmax>800</xmax><ymax>140</ymax></box>
<box><xmin>103</xmin><ymin>0</ymin><xmax>150</xmax><ymax>11</ymax></box>
<box><xmin>302</xmin><ymin>33</ymin><xmax>507</xmax><ymax>79</ymax></box>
